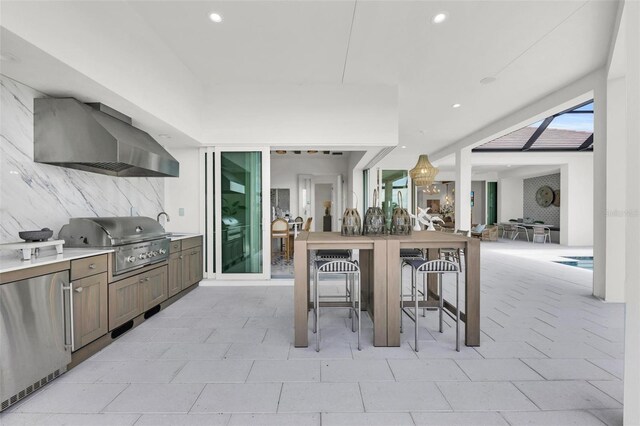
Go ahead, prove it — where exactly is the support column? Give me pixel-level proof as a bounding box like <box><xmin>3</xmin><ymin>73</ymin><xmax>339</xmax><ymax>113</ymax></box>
<box><xmin>604</xmin><ymin>76</ymin><xmax>627</xmax><ymax>302</ymax></box>
<box><xmin>455</xmin><ymin>147</ymin><xmax>472</xmax><ymax>233</ymax></box>
<box><xmin>624</xmin><ymin>0</ymin><xmax>640</xmax><ymax>423</ymax></box>
<box><xmin>592</xmin><ymin>71</ymin><xmax>607</xmax><ymax>299</ymax></box>
<box><xmin>561</xmin><ymin>159</ymin><xmax>594</xmax><ymax>246</ymax></box>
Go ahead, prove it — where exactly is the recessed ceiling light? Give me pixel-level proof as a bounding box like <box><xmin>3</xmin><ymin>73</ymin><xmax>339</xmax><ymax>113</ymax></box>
<box><xmin>401</xmin><ymin>145</ymin><xmax>407</xmax><ymax>149</ymax></box>
<box><xmin>432</xmin><ymin>12</ymin><xmax>447</xmax><ymax>24</ymax></box>
<box><xmin>480</xmin><ymin>76</ymin><xmax>497</xmax><ymax>85</ymax></box>
<box><xmin>507</xmin><ymin>165</ymin><xmax>512</xmax><ymax>168</ymax></box>
<box><xmin>209</xmin><ymin>12</ymin><xmax>223</xmax><ymax>23</ymax></box>
<box><xmin>452</xmin><ymin>103</ymin><xmax>461</xmax><ymax>108</ymax></box>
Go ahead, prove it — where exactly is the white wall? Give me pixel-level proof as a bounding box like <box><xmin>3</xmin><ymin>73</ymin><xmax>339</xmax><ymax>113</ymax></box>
<box><xmin>163</xmin><ymin>148</ymin><xmax>201</xmax><ymax>234</ymax></box>
<box><xmin>1</xmin><ymin>2</ymin><xmax>204</xmax><ymax>140</ymax></box>
<box><xmin>497</xmin><ymin>177</ymin><xmax>524</xmax><ymax>222</ymax></box>
<box><xmin>202</xmin><ymin>85</ymin><xmax>398</xmax><ymax>147</ymax></box>
<box><xmin>471</xmin><ymin>181</ymin><xmax>485</xmax><ymax>224</ymax></box>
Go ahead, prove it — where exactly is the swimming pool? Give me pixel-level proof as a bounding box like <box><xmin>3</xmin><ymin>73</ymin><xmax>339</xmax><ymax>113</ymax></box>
<box><xmin>554</xmin><ymin>256</ymin><xmax>593</xmax><ymax>270</ymax></box>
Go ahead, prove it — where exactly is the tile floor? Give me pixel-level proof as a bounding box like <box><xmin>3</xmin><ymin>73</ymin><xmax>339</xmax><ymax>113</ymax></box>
<box><xmin>1</xmin><ymin>240</ymin><xmax>624</xmax><ymax>426</ymax></box>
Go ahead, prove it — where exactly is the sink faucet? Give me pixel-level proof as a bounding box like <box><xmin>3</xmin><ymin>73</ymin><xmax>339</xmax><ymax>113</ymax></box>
<box><xmin>157</xmin><ymin>211</ymin><xmax>170</xmax><ymax>223</ymax></box>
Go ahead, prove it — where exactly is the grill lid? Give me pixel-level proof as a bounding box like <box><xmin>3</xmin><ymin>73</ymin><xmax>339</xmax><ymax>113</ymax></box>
<box><xmin>59</xmin><ymin>217</ymin><xmax>169</xmax><ymax>247</ymax></box>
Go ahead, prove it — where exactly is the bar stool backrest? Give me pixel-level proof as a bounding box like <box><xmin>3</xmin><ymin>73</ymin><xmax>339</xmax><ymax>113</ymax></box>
<box><xmin>416</xmin><ymin>259</ymin><xmax>459</xmax><ymax>273</ymax></box>
<box><xmin>316</xmin><ymin>260</ymin><xmax>360</xmax><ymax>273</ymax></box>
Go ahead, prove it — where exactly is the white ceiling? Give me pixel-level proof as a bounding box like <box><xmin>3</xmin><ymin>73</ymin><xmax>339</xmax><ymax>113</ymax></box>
<box><xmin>0</xmin><ymin>0</ymin><xmax>621</xmax><ymax>161</ymax></box>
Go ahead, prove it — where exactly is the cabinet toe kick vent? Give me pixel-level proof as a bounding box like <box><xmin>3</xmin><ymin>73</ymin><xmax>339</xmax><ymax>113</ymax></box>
<box><xmin>1</xmin><ymin>369</ymin><xmax>62</xmax><ymax>412</ymax></box>
<box><xmin>144</xmin><ymin>305</ymin><xmax>161</xmax><ymax>319</ymax></box>
<box><xmin>111</xmin><ymin>320</ymin><xmax>134</xmax><ymax>339</ymax></box>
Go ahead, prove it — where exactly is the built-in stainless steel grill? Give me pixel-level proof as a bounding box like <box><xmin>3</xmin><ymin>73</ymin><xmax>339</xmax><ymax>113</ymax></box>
<box><xmin>59</xmin><ymin>217</ymin><xmax>170</xmax><ymax>275</ymax></box>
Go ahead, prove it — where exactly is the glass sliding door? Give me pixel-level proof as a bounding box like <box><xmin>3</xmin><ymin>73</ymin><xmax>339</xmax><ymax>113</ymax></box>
<box><xmin>209</xmin><ymin>148</ymin><xmax>270</xmax><ymax>279</ymax></box>
<box><xmin>203</xmin><ymin>147</ymin><xmax>270</xmax><ymax>280</ymax></box>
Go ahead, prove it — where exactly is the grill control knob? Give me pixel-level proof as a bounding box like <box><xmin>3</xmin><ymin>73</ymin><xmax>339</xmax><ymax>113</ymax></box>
<box><xmin>138</xmin><ymin>253</ymin><xmax>147</xmax><ymax>260</ymax></box>
<box><xmin>126</xmin><ymin>256</ymin><xmax>136</xmax><ymax>262</ymax></box>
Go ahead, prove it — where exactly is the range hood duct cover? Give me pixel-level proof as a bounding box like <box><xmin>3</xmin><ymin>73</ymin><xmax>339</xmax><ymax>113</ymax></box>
<box><xmin>34</xmin><ymin>98</ymin><xmax>179</xmax><ymax>177</ymax></box>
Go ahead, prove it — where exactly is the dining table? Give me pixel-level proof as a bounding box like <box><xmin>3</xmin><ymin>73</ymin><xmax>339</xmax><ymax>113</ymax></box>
<box><xmin>293</xmin><ymin>231</ymin><xmax>481</xmax><ymax>347</ymax></box>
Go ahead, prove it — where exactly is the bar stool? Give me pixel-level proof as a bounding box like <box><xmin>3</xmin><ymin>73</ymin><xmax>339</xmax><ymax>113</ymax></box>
<box><xmin>401</xmin><ymin>259</ymin><xmax>461</xmax><ymax>352</ymax></box>
<box><xmin>399</xmin><ymin>249</ymin><xmax>426</xmax><ymax>320</ymax></box>
<box><xmin>313</xmin><ymin>259</ymin><xmax>361</xmax><ymax>352</ymax></box>
<box><xmin>316</xmin><ymin>250</ymin><xmax>353</xmax><ymax>309</ymax></box>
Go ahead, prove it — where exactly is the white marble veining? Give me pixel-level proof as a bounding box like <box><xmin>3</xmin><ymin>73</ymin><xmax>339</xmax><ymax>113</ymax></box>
<box><xmin>0</xmin><ymin>75</ymin><xmax>165</xmax><ymax>261</ymax></box>
<box><xmin>0</xmin><ymin>247</ymin><xmax>114</xmax><ymax>274</ymax></box>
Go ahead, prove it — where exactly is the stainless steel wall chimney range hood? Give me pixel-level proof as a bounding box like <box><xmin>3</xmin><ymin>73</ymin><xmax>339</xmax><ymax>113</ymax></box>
<box><xmin>34</xmin><ymin>98</ymin><xmax>179</xmax><ymax>177</ymax></box>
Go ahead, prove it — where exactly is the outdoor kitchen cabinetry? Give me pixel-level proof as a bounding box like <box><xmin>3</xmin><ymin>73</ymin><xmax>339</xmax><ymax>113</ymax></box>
<box><xmin>70</xmin><ymin>255</ymin><xmax>108</xmax><ymax>351</ymax></box>
<box><xmin>183</xmin><ymin>246</ymin><xmax>203</xmax><ymax>289</ymax></box>
<box><xmin>140</xmin><ymin>265</ymin><xmax>168</xmax><ymax>311</ymax></box>
<box><xmin>108</xmin><ymin>265</ymin><xmax>168</xmax><ymax>330</ymax></box>
<box><xmin>168</xmin><ymin>236</ymin><xmax>203</xmax><ymax>295</ymax></box>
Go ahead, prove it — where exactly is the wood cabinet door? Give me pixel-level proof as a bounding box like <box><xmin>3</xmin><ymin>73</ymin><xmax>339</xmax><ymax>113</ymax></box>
<box><xmin>183</xmin><ymin>246</ymin><xmax>202</xmax><ymax>289</ymax></box>
<box><xmin>72</xmin><ymin>272</ymin><xmax>108</xmax><ymax>350</ymax></box>
<box><xmin>108</xmin><ymin>275</ymin><xmax>141</xmax><ymax>330</ymax></box>
<box><xmin>141</xmin><ymin>266</ymin><xmax>168</xmax><ymax>312</ymax></box>
<box><xmin>168</xmin><ymin>252</ymin><xmax>183</xmax><ymax>297</ymax></box>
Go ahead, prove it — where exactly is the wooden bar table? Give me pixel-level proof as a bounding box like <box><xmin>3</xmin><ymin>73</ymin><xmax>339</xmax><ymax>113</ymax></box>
<box><xmin>293</xmin><ymin>231</ymin><xmax>480</xmax><ymax>347</ymax></box>
<box><xmin>387</xmin><ymin>231</ymin><xmax>481</xmax><ymax>347</ymax></box>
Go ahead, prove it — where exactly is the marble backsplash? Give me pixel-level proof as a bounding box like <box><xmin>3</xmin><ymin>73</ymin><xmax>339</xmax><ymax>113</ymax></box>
<box><xmin>0</xmin><ymin>75</ymin><xmax>164</xmax><ymax>258</ymax></box>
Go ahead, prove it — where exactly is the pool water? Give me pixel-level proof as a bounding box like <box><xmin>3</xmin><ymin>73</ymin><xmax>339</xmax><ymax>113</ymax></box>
<box><xmin>554</xmin><ymin>256</ymin><xmax>594</xmax><ymax>270</ymax></box>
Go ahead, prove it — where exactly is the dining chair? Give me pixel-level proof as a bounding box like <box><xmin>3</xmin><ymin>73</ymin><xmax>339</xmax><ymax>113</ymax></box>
<box><xmin>532</xmin><ymin>226</ymin><xmax>551</xmax><ymax>243</ymax></box>
<box><xmin>514</xmin><ymin>225</ymin><xmax>530</xmax><ymax>242</ymax></box>
<box><xmin>303</xmin><ymin>217</ymin><xmax>313</xmax><ymax>232</ymax></box>
<box><xmin>271</xmin><ymin>218</ymin><xmax>290</xmax><ymax>261</ymax></box>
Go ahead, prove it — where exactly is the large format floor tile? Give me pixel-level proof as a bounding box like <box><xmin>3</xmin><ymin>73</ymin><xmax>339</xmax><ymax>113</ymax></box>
<box><xmin>320</xmin><ymin>359</ymin><xmax>395</xmax><ymax>382</ymax></box>
<box><xmin>411</xmin><ymin>411</ymin><xmax>509</xmax><ymax>425</ymax></box>
<box><xmin>322</xmin><ymin>412</ymin><xmax>415</xmax><ymax>426</ymax></box>
<box><xmin>454</xmin><ymin>358</ymin><xmax>543</xmax><ymax>381</ymax></box>
<box><xmin>436</xmin><ymin>382</ymin><xmax>538</xmax><ymax>411</ymax></box>
<box><xmin>191</xmin><ymin>383</ymin><xmax>281</xmax><ymax>413</ymax></box>
<box><xmin>359</xmin><ymin>381</ymin><xmax>451</xmax><ymax>412</ymax></box>
<box><xmin>14</xmin><ymin>383</ymin><xmax>128</xmax><ymax>414</ymax></box>
<box><xmin>247</xmin><ymin>360</ymin><xmax>320</xmax><ymax>382</ymax></box>
<box><xmin>501</xmin><ymin>410</ymin><xmax>607</xmax><ymax>425</ymax></box>
<box><xmin>387</xmin><ymin>359</ymin><xmax>469</xmax><ymax>381</ymax></box>
<box><xmin>514</xmin><ymin>380</ymin><xmax>622</xmax><ymax>410</ymax></box>
<box><xmin>103</xmin><ymin>384</ymin><xmax>204</xmax><ymax>413</ymax></box>
<box><xmin>171</xmin><ymin>360</ymin><xmax>253</xmax><ymax>383</ymax></box>
<box><xmin>278</xmin><ymin>382</ymin><xmax>364</xmax><ymax>413</ymax></box>
<box><xmin>3</xmin><ymin>241</ymin><xmax>625</xmax><ymax>426</ymax></box>
<box><xmin>522</xmin><ymin>358</ymin><xmax>618</xmax><ymax>380</ymax></box>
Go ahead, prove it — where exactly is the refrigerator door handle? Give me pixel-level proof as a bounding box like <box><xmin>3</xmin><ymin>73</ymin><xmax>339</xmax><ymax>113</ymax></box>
<box><xmin>62</xmin><ymin>282</ymin><xmax>75</xmax><ymax>352</ymax></box>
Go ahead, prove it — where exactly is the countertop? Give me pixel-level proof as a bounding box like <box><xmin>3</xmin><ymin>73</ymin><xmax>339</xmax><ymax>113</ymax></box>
<box><xmin>0</xmin><ymin>233</ymin><xmax>201</xmax><ymax>274</ymax></box>
<box><xmin>0</xmin><ymin>248</ymin><xmax>114</xmax><ymax>275</ymax></box>
<box><xmin>169</xmin><ymin>233</ymin><xmax>202</xmax><ymax>241</ymax></box>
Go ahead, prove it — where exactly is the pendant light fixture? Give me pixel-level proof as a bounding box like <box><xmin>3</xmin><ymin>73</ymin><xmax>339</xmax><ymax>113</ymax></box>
<box><xmin>409</xmin><ymin>155</ymin><xmax>439</xmax><ymax>187</ymax></box>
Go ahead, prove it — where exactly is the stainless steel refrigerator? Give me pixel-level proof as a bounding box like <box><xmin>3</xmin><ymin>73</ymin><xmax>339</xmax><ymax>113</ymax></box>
<box><xmin>0</xmin><ymin>270</ymin><xmax>72</xmax><ymax>411</ymax></box>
